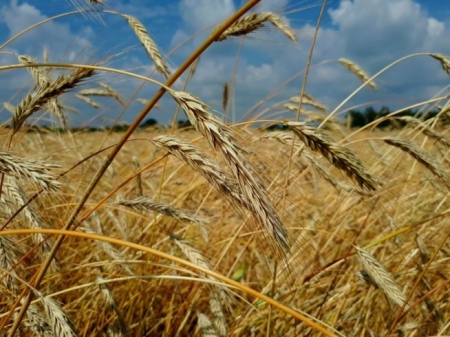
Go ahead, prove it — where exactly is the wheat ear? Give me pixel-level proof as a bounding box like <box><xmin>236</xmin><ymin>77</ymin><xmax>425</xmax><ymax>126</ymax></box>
<box><xmin>217</xmin><ymin>12</ymin><xmax>296</xmax><ymax>42</ymax></box>
<box><xmin>287</xmin><ymin>122</ymin><xmax>379</xmax><ymax>191</ymax></box>
<box><xmin>12</xmin><ymin>67</ymin><xmax>94</xmax><ymax>131</ymax></box>
<box><xmin>289</xmin><ymin>95</ymin><xmax>328</xmax><ymax>112</ymax></box>
<box><xmin>197</xmin><ymin>312</ymin><xmax>219</xmax><ymax>337</ymax></box>
<box><xmin>339</xmin><ymin>58</ymin><xmax>377</xmax><ymax>90</ymax></box>
<box><xmin>0</xmin><ymin>151</ymin><xmax>60</xmax><ymax>190</ymax></box>
<box><xmin>122</xmin><ymin>14</ymin><xmax>170</xmax><ymax>79</ymax></box>
<box><xmin>169</xmin><ymin>90</ymin><xmax>290</xmax><ymax>252</ymax></box>
<box><xmin>397</xmin><ymin>116</ymin><xmax>450</xmax><ymax>148</ymax></box>
<box><xmin>430</xmin><ymin>53</ymin><xmax>450</xmax><ymax>75</ymax></box>
<box><xmin>384</xmin><ymin>136</ymin><xmax>450</xmax><ymax>189</ymax></box>
<box><xmin>356</xmin><ymin>246</ymin><xmax>410</xmax><ymax>310</ymax></box>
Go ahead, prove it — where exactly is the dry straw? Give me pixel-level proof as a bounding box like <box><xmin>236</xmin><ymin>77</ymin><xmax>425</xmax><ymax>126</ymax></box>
<box><xmin>122</xmin><ymin>14</ymin><xmax>170</xmax><ymax>79</ymax></box>
<box><xmin>356</xmin><ymin>246</ymin><xmax>410</xmax><ymax>310</ymax></box>
<box><xmin>287</xmin><ymin>122</ymin><xmax>379</xmax><ymax>191</ymax></box>
<box><xmin>384</xmin><ymin>136</ymin><xmax>450</xmax><ymax>189</ymax></box>
<box><xmin>217</xmin><ymin>12</ymin><xmax>296</xmax><ymax>42</ymax></box>
<box><xmin>339</xmin><ymin>58</ymin><xmax>377</xmax><ymax>90</ymax></box>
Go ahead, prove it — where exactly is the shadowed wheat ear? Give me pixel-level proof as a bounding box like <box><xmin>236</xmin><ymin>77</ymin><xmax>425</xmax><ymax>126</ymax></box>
<box><xmin>12</xmin><ymin>66</ymin><xmax>94</xmax><ymax>131</ymax></box>
<box><xmin>116</xmin><ymin>196</ymin><xmax>209</xmax><ymax>242</ymax></box>
<box><xmin>168</xmin><ymin>90</ymin><xmax>290</xmax><ymax>253</ymax></box>
<box><xmin>384</xmin><ymin>136</ymin><xmax>450</xmax><ymax>189</ymax></box>
<box><xmin>2</xmin><ymin>176</ymin><xmax>56</xmax><ymax>261</ymax></box>
<box><xmin>287</xmin><ymin>122</ymin><xmax>379</xmax><ymax>191</ymax></box>
<box><xmin>216</xmin><ymin>12</ymin><xmax>296</xmax><ymax>42</ymax></box>
<box><xmin>97</xmin><ymin>277</ymin><xmax>130</xmax><ymax>337</ymax></box>
<box><xmin>397</xmin><ymin>116</ymin><xmax>450</xmax><ymax>148</ymax></box>
<box><xmin>197</xmin><ymin>312</ymin><xmax>219</xmax><ymax>337</ymax></box>
<box><xmin>170</xmin><ymin>234</ymin><xmax>231</xmax><ymax>306</ymax></box>
<box><xmin>339</xmin><ymin>58</ymin><xmax>377</xmax><ymax>90</ymax></box>
<box><xmin>35</xmin><ymin>292</ymin><xmax>78</xmax><ymax>337</ymax></box>
<box><xmin>122</xmin><ymin>14</ymin><xmax>170</xmax><ymax>79</ymax></box>
<box><xmin>430</xmin><ymin>53</ymin><xmax>450</xmax><ymax>75</ymax></box>
<box><xmin>0</xmin><ymin>151</ymin><xmax>60</xmax><ymax>190</ymax></box>
<box><xmin>356</xmin><ymin>246</ymin><xmax>410</xmax><ymax>310</ymax></box>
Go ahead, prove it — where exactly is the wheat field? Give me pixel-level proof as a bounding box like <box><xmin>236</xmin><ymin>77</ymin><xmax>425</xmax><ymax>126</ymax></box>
<box><xmin>1</xmin><ymin>1</ymin><xmax>450</xmax><ymax>336</ymax></box>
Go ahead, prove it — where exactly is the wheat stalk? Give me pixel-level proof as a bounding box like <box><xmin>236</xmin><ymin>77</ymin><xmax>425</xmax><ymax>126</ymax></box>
<box><xmin>217</xmin><ymin>12</ymin><xmax>296</xmax><ymax>42</ymax></box>
<box><xmin>122</xmin><ymin>14</ymin><xmax>170</xmax><ymax>79</ymax></box>
<box><xmin>356</xmin><ymin>246</ymin><xmax>410</xmax><ymax>310</ymax></box>
<box><xmin>339</xmin><ymin>58</ymin><xmax>377</xmax><ymax>90</ymax></box>
<box><xmin>0</xmin><ymin>151</ymin><xmax>60</xmax><ymax>190</ymax></box>
<box><xmin>384</xmin><ymin>136</ymin><xmax>450</xmax><ymax>189</ymax></box>
<box><xmin>287</xmin><ymin>122</ymin><xmax>379</xmax><ymax>191</ymax></box>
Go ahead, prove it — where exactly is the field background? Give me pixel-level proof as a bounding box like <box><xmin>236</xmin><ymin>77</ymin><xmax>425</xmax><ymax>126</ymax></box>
<box><xmin>1</xmin><ymin>0</ymin><xmax>450</xmax><ymax>336</ymax></box>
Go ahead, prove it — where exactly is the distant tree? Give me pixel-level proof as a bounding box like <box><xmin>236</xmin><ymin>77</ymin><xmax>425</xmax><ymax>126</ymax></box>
<box><xmin>177</xmin><ymin>119</ymin><xmax>192</xmax><ymax>129</ymax></box>
<box><xmin>141</xmin><ymin>118</ymin><xmax>158</xmax><ymax>128</ymax></box>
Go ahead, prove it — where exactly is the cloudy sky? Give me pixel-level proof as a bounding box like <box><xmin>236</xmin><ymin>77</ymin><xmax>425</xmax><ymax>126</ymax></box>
<box><xmin>0</xmin><ymin>0</ymin><xmax>449</xmax><ymax>126</ymax></box>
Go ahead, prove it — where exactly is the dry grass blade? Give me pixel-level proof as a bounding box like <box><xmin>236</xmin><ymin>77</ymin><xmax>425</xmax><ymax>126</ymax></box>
<box><xmin>430</xmin><ymin>53</ymin><xmax>450</xmax><ymax>75</ymax></box>
<box><xmin>168</xmin><ymin>91</ymin><xmax>290</xmax><ymax>253</ymax></box>
<box><xmin>287</xmin><ymin>122</ymin><xmax>379</xmax><ymax>191</ymax></box>
<box><xmin>339</xmin><ymin>58</ymin><xmax>377</xmax><ymax>90</ymax></box>
<box><xmin>384</xmin><ymin>136</ymin><xmax>450</xmax><ymax>189</ymax></box>
<box><xmin>122</xmin><ymin>14</ymin><xmax>170</xmax><ymax>79</ymax></box>
<box><xmin>12</xmin><ymin>67</ymin><xmax>94</xmax><ymax>131</ymax></box>
<box><xmin>216</xmin><ymin>12</ymin><xmax>296</xmax><ymax>42</ymax></box>
<box><xmin>197</xmin><ymin>312</ymin><xmax>218</xmax><ymax>337</ymax></box>
<box><xmin>75</xmin><ymin>93</ymin><xmax>102</xmax><ymax>109</ymax></box>
<box><xmin>117</xmin><ymin>197</ymin><xmax>205</xmax><ymax>224</ymax></box>
<box><xmin>0</xmin><ymin>151</ymin><xmax>60</xmax><ymax>190</ymax></box>
<box><xmin>356</xmin><ymin>246</ymin><xmax>410</xmax><ymax>310</ymax></box>
<box><xmin>398</xmin><ymin>116</ymin><xmax>450</xmax><ymax>148</ymax></box>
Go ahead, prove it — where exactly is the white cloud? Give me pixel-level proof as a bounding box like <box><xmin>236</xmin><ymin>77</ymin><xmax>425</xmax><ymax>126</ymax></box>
<box><xmin>179</xmin><ymin>0</ymin><xmax>235</xmax><ymax>31</ymax></box>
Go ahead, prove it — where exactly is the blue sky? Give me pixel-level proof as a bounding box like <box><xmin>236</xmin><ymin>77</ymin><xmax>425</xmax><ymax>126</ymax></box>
<box><xmin>0</xmin><ymin>0</ymin><xmax>449</xmax><ymax>126</ymax></box>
